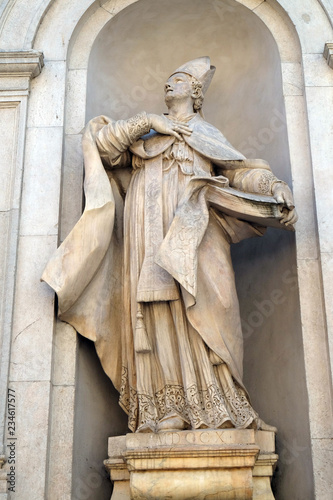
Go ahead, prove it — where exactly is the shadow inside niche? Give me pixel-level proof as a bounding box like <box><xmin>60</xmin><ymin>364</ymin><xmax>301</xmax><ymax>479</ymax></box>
<box><xmin>72</xmin><ymin>335</ymin><xmax>128</xmax><ymax>500</ymax></box>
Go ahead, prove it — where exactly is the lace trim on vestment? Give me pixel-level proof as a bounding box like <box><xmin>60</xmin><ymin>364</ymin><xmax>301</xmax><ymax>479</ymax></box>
<box><xmin>258</xmin><ymin>171</ymin><xmax>277</xmax><ymax>194</ymax></box>
<box><xmin>119</xmin><ymin>366</ymin><xmax>258</xmax><ymax>432</ymax></box>
<box><xmin>127</xmin><ymin>112</ymin><xmax>151</xmax><ymax>143</ymax></box>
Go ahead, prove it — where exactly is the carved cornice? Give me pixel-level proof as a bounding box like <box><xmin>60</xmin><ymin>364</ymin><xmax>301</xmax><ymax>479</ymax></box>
<box><xmin>324</xmin><ymin>42</ymin><xmax>333</xmax><ymax>69</ymax></box>
<box><xmin>125</xmin><ymin>446</ymin><xmax>260</xmax><ymax>461</ymax></box>
<box><xmin>125</xmin><ymin>445</ymin><xmax>260</xmax><ymax>472</ymax></box>
<box><xmin>0</xmin><ymin>50</ymin><xmax>44</xmax><ymax>78</ymax></box>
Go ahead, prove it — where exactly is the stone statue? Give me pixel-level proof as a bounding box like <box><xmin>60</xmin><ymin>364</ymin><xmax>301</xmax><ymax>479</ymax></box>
<box><xmin>42</xmin><ymin>57</ymin><xmax>297</xmax><ymax>434</ymax></box>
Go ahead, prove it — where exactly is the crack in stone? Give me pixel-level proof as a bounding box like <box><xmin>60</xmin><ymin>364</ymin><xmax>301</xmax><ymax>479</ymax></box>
<box><xmin>14</xmin><ymin>318</ymin><xmax>40</xmax><ymax>341</ymax></box>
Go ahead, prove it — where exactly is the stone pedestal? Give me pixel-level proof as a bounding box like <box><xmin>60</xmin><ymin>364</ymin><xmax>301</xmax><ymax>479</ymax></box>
<box><xmin>105</xmin><ymin>429</ymin><xmax>278</xmax><ymax>500</ymax></box>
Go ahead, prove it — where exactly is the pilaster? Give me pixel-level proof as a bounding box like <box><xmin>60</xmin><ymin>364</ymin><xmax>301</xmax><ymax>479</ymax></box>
<box><xmin>0</xmin><ymin>50</ymin><xmax>43</xmax><ymax>499</ymax></box>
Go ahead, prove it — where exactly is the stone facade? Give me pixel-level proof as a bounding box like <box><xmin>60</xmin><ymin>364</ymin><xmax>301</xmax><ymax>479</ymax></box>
<box><xmin>0</xmin><ymin>1</ymin><xmax>332</xmax><ymax>499</ymax></box>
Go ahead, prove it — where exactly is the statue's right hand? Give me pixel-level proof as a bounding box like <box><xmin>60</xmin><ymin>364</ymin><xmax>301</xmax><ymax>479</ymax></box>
<box><xmin>148</xmin><ymin>114</ymin><xmax>192</xmax><ymax>141</ymax></box>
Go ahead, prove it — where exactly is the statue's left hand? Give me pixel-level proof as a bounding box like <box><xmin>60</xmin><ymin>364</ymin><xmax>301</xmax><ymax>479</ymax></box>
<box><xmin>272</xmin><ymin>182</ymin><xmax>298</xmax><ymax>226</ymax></box>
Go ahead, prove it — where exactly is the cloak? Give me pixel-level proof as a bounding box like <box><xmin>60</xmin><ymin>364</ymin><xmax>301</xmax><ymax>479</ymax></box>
<box><xmin>42</xmin><ymin>114</ymin><xmax>282</xmax><ymax>394</ymax></box>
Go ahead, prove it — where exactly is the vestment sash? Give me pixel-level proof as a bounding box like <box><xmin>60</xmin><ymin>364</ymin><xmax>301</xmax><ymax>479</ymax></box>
<box><xmin>136</xmin><ymin>156</ymin><xmax>179</xmax><ymax>302</ymax></box>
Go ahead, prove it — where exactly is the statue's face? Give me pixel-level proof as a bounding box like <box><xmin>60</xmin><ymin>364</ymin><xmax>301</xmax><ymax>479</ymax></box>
<box><xmin>164</xmin><ymin>73</ymin><xmax>193</xmax><ymax>103</ymax></box>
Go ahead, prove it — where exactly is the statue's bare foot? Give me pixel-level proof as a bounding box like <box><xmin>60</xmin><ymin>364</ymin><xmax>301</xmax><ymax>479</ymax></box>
<box><xmin>157</xmin><ymin>414</ymin><xmax>186</xmax><ymax>432</ymax></box>
<box><xmin>256</xmin><ymin>418</ymin><xmax>278</xmax><ymax>433</ymax></box>
<box><xmin>136</xmin><ymin>422</ymin><xmax>156</xmax><ymax>433</ymax></box>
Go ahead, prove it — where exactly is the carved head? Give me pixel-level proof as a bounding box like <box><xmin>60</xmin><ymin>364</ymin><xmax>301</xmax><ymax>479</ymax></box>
<box><xmin>164</xmin><ymin>72</ymin><xmax>203</xmax><ymax>110</ymax></box>
<box><xmin>166</xmin><ymin>56</ymin><xmax>215</xmax><ymax>112</ymax></box>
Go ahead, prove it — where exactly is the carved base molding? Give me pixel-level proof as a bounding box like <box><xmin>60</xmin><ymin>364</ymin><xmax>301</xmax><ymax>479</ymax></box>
<box><xmin>105</xmin><ymin>429</ymin><xmax>277</xmax><ymax>500</ymax></box>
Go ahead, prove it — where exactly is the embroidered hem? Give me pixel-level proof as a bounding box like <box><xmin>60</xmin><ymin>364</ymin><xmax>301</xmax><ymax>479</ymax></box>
<box><xmin>119</xmin><ymin>366</ymin><xmax>258</xmax><ymax>432</ymax></box>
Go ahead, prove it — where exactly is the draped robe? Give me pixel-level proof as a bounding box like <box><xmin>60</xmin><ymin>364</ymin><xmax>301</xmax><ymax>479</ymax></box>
<box><xmin>42</xmin><ymin>113</ymin><xmax>281</xmax><ymax>432</ymax></box>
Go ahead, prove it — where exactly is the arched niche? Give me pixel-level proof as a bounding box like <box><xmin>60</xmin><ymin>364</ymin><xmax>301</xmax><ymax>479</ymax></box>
<box><xmin>19</xmin><ymin>0</ymin><xmax>328</xmax><ymax>497</ymax></box>
<box><xmin>0</xmin><ymin>0</ymin><xmax>330</xmax><ymax>497</ymax></box>
<box><xmin>80</xmin><ymin>1</ymin><xmax>313</xmax><ymax>498</ymax></box>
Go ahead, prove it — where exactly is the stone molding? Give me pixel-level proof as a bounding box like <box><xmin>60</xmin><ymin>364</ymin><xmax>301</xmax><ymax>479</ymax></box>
<box><xmin>324</xmin><ymin>42</ymin><xmax>333</xmax><ymax>69</ymax></box>
<box><xmin>0</xmin><ymin>50</ymin><xmax>43</xmax><ymax>79</ymax></box>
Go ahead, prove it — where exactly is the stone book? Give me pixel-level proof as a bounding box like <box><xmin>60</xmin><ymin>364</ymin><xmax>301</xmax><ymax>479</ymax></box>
<box><xmin>206</xmin><ymin>183</ymin><xmax>295</xmax><ymax>231</ymax></box>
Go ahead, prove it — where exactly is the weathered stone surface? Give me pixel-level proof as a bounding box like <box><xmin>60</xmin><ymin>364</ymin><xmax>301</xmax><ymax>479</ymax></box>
<box><xmin>20</xmin><ymin>126</ymin><xmax>63</xmax><ymax>237</ymax></box>
<box><xmin>68</xmin><ymin>6</ymin><xmax>113</xmax><ymax>70</ymax></box>
<box><xmin>52</xmin><ymin>321</ymin><xmax>77</xmax><ymax>386</ymax></box>
<box><xmin>0</xmin><ymin>2</ymin><xmax>332</xmax><ymax>500</ymax></box>
<box><xmin>324</xmin><ymin>42</ymin><xmax>333</xmax><ymax>69</ymax></box>
<box><xmin>281</xmin><ymin>62</ymin><xmax>303</xmax><ymax>96</ymax></box>
<box><xmin>106</xmin><ymin>430</ymin><xmax>277</xmax><ymax>500</ymax></box>
<box><xmin>65</xmin><ymin>69</ymin><xmax>87</xmax><ymax>135</ymax></box>
<box><xmin>60</xmin><ymin>133</ymin><xmax>84</xmax><ymax>241</ymax></box>
<box><xmin>283</xmin><ymin>95</ymin><xmax>318</xmax><ymax>260</ymax></box>
<box><xmin>303</xmin><ymin>54</ymin><xmax>333</xmax><ymax>87</ymax></box>
<box><xmin>47</xmin><ymin>386</ymin><xmax>75</xmax><ymax>500</ymax></box>
<box><xmin>10</xmin><ymin>235</ymin><xmax>56</xmax><ymax>382</ymax></box>
<box><xmin>27</xmin><ymin>61</ymin><xmax>66</xmax><ymax>128</ymax></box>
<box><xmin>8</xmin><ymin>381</ymin><xmax>51</xmax><ymax>500</ymax></box>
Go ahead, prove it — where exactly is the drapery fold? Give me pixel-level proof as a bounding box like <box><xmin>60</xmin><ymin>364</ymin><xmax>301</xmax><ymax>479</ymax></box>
<box><xmin>42</xmin><ymin>114</ymin><xmax>286</xmax><ymax>429</ymax></box>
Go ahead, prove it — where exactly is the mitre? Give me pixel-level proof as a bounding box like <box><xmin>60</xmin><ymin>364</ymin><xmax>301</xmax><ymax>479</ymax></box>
<box><xmin>169</xmin><ymin>56</ymin><xmax>216</xmax><ymax>95</ymax></box>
